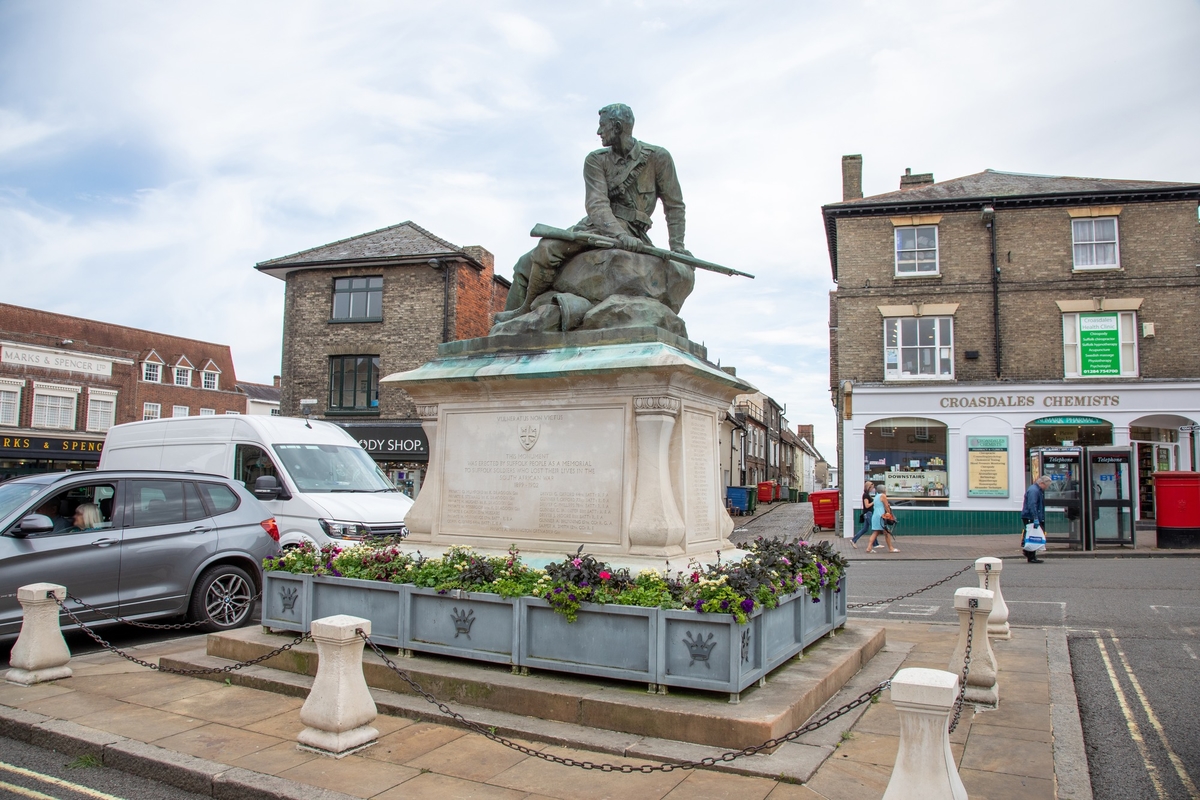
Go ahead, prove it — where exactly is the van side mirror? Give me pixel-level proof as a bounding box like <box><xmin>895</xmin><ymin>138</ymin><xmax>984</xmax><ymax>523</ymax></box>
<box><xmin>11</xmin><ymin>514</ymin><xmax>55</xmax><ymax>538</ymax></box>
<box><xmin>254</xmin><ymin>475</ymin><xmax>287</xmax><ymax>501</ymax></box>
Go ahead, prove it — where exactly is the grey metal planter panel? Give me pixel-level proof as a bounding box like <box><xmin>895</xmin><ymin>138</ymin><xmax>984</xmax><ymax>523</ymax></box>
<box><xmin>311</xmin><ymin>576</ymin><xmax>404</xmax><ymax>647</ymax></box>
<box><xmin>800</xmin><ymin>590</ymin><xmax>832</xmax><ymax>647</ymax></box>
<box><xmin>657</xmin><ymin>610</ymin><xmax>765</xmax><ymax>693</ymax></box>
<box><xmin>262</xmin><ymin>572</ymin><xmax>310</xmax><ymax>632</ymax></box>
<box><xmin>834</xmin><ymin>577</ymin><xmax>848</xmax><ymax>627</ymax></box>
<box><xmin>518</xmin><ymin>598</ymin><xmax>657</xmax><ymax>682</ymax></box>
<box><xmin>761</xmin><ymin>592</ymin><xmax>804</xmax><ymax>672</ymax></box>
<box><xmin>403</xmin><ymin>587</ymin><xmax>517</xmax><ymax>665</ymax></box>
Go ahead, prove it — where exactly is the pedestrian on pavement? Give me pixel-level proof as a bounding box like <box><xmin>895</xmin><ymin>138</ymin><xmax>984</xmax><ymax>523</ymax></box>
<box><xmin>1021</xmin><ymin>474</ymin><xmax>1052</xmax><ymax>563</ymax></box>
<box><xmin>851</xmin><ymin>480</ymin><xmax>875</xmax><ymax>548</ymax></box>
<box><xmin>865</xmin><ymin>485</ymin><xmax>899</xmax><ymax>553</ymax></box>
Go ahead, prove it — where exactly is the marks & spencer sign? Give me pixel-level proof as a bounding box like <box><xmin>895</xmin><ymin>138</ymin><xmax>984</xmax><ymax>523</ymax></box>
<box><xmin>0</xmin><ymin>435</ymin><xmax>104</xmax><ymax>460</ymax></box>
<box><xmin>2</xmin><ymin>343</ymin><xmax>114</xmax><ymax>377</ymax></box>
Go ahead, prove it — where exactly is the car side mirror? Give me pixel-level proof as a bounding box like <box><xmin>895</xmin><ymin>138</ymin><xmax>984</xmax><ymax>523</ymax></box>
<box><xmin>254</xmin><ymin>475</ymin><xmax>286</xmax><ymax>501</ymax></box>
<box><xmin>12</xmin><ymin>513</ymin><xmax>55</xmax><ymax>538</ymax></box>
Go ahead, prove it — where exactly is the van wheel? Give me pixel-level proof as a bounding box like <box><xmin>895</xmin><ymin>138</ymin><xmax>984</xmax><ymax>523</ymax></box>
<box><xmin>189</xmin><ymin>565</ymin><xmax>255</xmax><ymax>632</ymax></box>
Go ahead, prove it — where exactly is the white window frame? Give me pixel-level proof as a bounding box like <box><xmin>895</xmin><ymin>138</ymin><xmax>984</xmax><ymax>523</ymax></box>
<box><xmin>172</xmin><ymin>405</ymin><xmax>189</xmax><ymax>418</ymax></box>
<box><xmin>31</xmin><ymin>382</ymin><xmax>80</xmax><ymax>430</ymax></box>
<box><xmin>224</xmin><ymin>410</ymin><xmax>240</xmax><ymax>415</ymax></box>
<box><xmin>86</xmin><ymin>388</ymin><xmax>118</xmax><ymax>433</ymax></box>
<box><xmin>1063</xmin><ymin>311</ymin><xmax>1138</xmax><ymax>378</ymax></box>
<box><xmin>174</xmin><ymin>367</ymin><xmax>192</xmax><ymax>387</ymax></box>
<box><xmin>884</xmin><ymin>316</ymin><xmax>955</xmax><ymax>381</ymax></box>
<box><xmin>199</xmin><ymin>408</ymin><xmax>215</xmax><ymax>416</ymax></box>
<box><xmin>1072</xmin><ymin>217</ymin><xmax>1120</xmax><ymax>270</ymax></box>
<box><xmin>894</xmin><ymin>225</ymin><xmax>940</xmax><ymax>276</ymax></box>
<box><xmin>0</xmin><ymin>378</ymin><xmax>23</xmax><ymax>426</ymax></box>
<box><xmin>201</xmin><ymin>370</ymin><xmax>219</xmax><ymax>390</ymax></box>
<box><xmin>143</xmin><ymin>402</ymin><xmax>161</xmax><ymax>420</ymax></box>
<box><xmin>142</xmin><ymin>362</ymin><xmax>161</xmax><ymax>383</ymax></box>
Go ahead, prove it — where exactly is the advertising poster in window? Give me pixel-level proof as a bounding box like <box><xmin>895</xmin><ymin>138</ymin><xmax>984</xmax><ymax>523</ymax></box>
<box><xmin>967</xmin><ymin>436</ymin><xmax>1009</xmax><ymax>497</ymax></box>
<box><xmin>1079</xmin><ymin>313</ymin><xmax>1120</xmax><ymax>376</ymax></box>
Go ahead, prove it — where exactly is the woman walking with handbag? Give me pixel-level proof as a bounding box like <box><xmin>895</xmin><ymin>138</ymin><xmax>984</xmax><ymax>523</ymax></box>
<box><xmin>865</xmin><ymin>484</ymin><xmax>900</xmax><ymax>553</ymax></box>
<box><xmin>851</xmin><ymin>480</ymin><xmax>875</xmax><ymax>548</ymax></box>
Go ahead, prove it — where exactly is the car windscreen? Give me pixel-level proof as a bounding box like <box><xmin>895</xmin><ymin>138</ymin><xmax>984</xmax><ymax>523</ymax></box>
<box><xmin>0</xmin><ymin>479</ymin><xmax>54</xmax><ymax>521</ymax></box>
<box><xmin>272</xmin><ymin>444</ymin><xmax>396</xmax><ymax>493</ymax></box>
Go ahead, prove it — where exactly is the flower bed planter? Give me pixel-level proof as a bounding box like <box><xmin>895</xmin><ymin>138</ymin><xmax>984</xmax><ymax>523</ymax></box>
<box><xmin>518</xmin><ymin>598</ymin><xmax>657</xmax><ymax>683</ymax></box>
<box><xmin>265</xmin><ymin>570</ymin><xmax>845</xmax><ymax>696</ymax></box>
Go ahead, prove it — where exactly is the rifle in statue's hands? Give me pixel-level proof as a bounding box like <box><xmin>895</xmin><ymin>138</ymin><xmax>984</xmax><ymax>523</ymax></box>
<box><xmin>530</xmin><ymin>223</ymin><xmax>755</xmax><ymax>279</ymax></box>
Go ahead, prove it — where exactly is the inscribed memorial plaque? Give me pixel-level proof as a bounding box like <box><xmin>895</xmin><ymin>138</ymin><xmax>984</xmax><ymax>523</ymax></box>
<box><xmin>967</xmin><ymin>436</ymin><xmax>1009</xmax><ymax>498</ymax></box>
<box><xmin>440</xmin><ymin>407</ymin><xmax>624</xmax><ymax>544</ymax></box>
<box><xmin>683</xmin><ymin>411</ymin><xmax>716</xmax><ymax>539</ymax></box>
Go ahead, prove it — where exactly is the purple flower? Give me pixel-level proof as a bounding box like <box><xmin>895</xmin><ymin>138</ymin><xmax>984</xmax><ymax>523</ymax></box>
<box><xmin>781</xmin><ymin>556</ymin><xmax>790</xmax><ymax>565</ymax></box>
<box><xmin>817</xmin><ymin>562</ymin><xmax>827</xmax><ymax>576</ymax></box>
<box><xmin>812</xmin><ymin>597</ymin><xmax>820</xmax><ymax>603</ymax></box>
<box><xmin>553</xmin><ymin>587</ymin><xmax>563</xmax><ymax>594</ymax></box>
<box><xmin>694</xmin><ymin>600</ymin><xmax>705</xmax><ymax>612</ymax></box>
<box><xmin>572</xmin><ymin>558</ymin><xmax>582</xmax><ymax>568</ymax></box>
<box><xmin>740</xmin><ymin>597</ymin><xmax>755</xmax><ymax>613</ymax></box>
<box><xmin>568</xmin><ymin>593</ymin><xmax>577</xmax><ymax>602</ymax></box>
<box><xmin>720</xmin><ymin>600</ymin><xmax>730</xmax><ymax>610</ymax></box>
<box><xmin>579</xmin><ymin>581</ymin><xmax>589</xmax><ymax>588</ymax></box>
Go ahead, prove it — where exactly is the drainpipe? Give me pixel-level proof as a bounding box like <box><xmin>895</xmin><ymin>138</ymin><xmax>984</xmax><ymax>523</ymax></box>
<box><xmin>982</xmin><ymin>205</ymin><xmax>1000</xmax><ymax>378</ymax></box>
<box><xmin>428</xmin><ymin>259</ymin><xmax>452</xmax><ymax>343</ymax></box>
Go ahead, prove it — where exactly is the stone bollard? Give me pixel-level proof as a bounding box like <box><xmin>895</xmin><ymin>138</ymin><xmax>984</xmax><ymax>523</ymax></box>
<box><xmin>882</xmin><ymin>668</ymin><xmax>968</xmax><ymax>800</ymax></box>
<box><xmin>950</xmin><ymin>587</ymin><xmax>998</xmax><ymax>705</ymax></box>
<box><xmin>975</xmin><ymin>557</ymin><xmax>1010</xmax><ymax>639</ymax></box>
<box><xmin>6</xmin><ymin>584</ymin><xmax>73</xmax><ymax>685</ymax></box>
<box><xmin>297</xmin><ymin>615</ymin><xmax>379</xmax><ymax>756</ymax></box>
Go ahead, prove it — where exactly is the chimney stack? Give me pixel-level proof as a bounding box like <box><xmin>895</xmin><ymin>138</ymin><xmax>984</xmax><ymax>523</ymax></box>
<box><xmin>273</xmin><ymin>375</ymin><xmax>281</xmax><ymax>388</ymax></box>
<box><xmin>797</xmin><ymin>424</ymin><xmax>814</xmax><ymax>443</ymax></box>
<box><xmin>841</xmin><ymin>155</ymin><xmax>863</xmax><ymax>201</ymax></box>
<box><xmin>899</xmin><ymin>167</ymin><xmax>934</xmax><ymax>190</ymax></box>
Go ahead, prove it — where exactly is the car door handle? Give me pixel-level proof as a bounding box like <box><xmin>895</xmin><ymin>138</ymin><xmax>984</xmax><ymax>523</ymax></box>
<box><xmin>190</xmin><ymin>525</ymin><xmax>213</xmax><ymax>533</ymax></box>
<box><xmin>90</xmin><ymin>538</ymin><xmax>118</xmax><ymax>548</ymax></box>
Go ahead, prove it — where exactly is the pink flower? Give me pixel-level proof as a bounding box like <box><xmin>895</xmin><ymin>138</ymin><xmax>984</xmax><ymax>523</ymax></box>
<box><xmin>572</xmin><ymin>558</ymin><xmax>583</xmax><ymax>568</ymax></box>
<box><xmin>781</xmin><ymin>557</ymin><xmax>791</xmax><ymax>565</ymax></box>
<box><xmin>690</xmin><ymin>571</ymin><xmax>700</xmax><ymax>584</ymax></box>
<box><xmin>599</xmin><ymin>570</ymin><xmax>611</xmax><ymax>581</ymax></box>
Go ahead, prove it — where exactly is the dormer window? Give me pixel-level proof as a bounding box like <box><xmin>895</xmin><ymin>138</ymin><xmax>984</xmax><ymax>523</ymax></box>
<box><xmin>174</xmin><ymin>367</ymin><xmax>192</xmax><ymax>387</ymax></box>
<box><xmin>143</xmin><ymin>362</ymin><xmax>161</xmax><ymax>382</ymax></box>
<box><xmin>202</xmin><ymin>370</ymin><xmax>219</xmax><ymax>390</ymax></box>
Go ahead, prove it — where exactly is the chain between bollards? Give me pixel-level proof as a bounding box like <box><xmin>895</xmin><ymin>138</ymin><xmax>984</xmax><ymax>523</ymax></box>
<box><xmin>52</xmin><ymin>599</ymin><xmax>309</xmax><ymax>676</ymax></box>
<box><xmin>947</xmin><ymin>600</ymin><xmax>975</xmax><ymax>733</ymax></box>
<box><xmin>357</xmin><ymin>629</ymin><xmax>890</xmax><ymax>772</ymax></box>
<box><xmin>847</xmin><ymin>563</ymin><xmax>976</xmax><ymax>609</ymax></box>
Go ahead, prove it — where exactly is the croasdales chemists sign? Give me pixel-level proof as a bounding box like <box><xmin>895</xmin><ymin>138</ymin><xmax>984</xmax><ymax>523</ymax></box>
<box><xmin>1079</xmin><ymin>313</ymin><xmax>1120</xmax><ymax>376</ymax></box>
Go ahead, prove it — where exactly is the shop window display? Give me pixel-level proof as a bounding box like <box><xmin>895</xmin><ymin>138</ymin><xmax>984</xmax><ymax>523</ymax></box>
<box><xmin>864</xmin><ymin>417</ymin><xmax>948</xmax><ymax>507</ymax></box>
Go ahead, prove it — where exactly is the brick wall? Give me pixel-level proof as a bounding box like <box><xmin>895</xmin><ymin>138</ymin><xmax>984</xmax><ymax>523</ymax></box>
<box><xmin>833</xmin><ymin>200</ymin><xmax>1200</xmax><ymax>385</ymax></box>
<box><xmin>454</xmin><ymin>246</ymin><xmax>497</xmax><ymax>341</ymax></box>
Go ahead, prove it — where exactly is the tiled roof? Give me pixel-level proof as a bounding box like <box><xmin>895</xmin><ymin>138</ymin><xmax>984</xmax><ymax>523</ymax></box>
<box><xmin>237</xmin><ymin>382</ymin><xmax>281</xmax><ymax>402</ymax></box>
<box><xmin>257</xmin><ymin>221</ymin><xmax>465</xmax><ymax>267</ymax></box>
<box><xmin>830</xmin><ymin>169</ymin><xmax>1197</xmax><ymax>208</ymax></box>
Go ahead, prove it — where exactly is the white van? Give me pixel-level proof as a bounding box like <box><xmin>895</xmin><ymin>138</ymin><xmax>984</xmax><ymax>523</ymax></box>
<box><xmin>98</xmin><ymin>415</ymin><xmax>412</xmax><ymax>550</ymax></box>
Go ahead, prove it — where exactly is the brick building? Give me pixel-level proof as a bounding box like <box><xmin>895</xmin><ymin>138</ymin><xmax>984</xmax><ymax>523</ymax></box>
<box><xmin>824</xmin><ymin>158</ymin><xmax>1200</xmax><ymax>536</ymax></box>
<box><xmin>257</xmin><ymin>221</ymin><xmax>508</xmax><ymax>495</ymax></box>
<box><xmin>0</xmin><ymin>303</ymin><xmax>244</xmax><ymax>479</ymax></box>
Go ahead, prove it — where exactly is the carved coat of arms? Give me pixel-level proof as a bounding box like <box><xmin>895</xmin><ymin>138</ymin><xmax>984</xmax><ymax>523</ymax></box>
<box><xmin>519</xmin><ymin>424</ymin><xmax>540</xmax><ymax>451</ymax></box>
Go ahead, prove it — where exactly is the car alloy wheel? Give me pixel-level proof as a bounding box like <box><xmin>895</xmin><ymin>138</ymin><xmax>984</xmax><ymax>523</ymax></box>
<box><xmin>190</xmin><ymin>565</ymin><xmax>255</xmax><ymax>631</ymax></box>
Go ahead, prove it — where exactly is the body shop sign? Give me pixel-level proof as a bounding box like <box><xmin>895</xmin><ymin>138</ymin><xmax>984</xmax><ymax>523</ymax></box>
<box><xmin>1079</xmin><ymin>314</ymin><xmax>1120</xmax><ymax>376</ymax></box>
<box><xmin>967</xmin><ymin>436</ymin><xmax>1009</xmax><ymax>498</ymax></box>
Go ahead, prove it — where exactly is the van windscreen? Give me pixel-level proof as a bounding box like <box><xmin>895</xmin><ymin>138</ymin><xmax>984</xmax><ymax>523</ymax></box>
<box><xmin>272</xmin><ymin>444</ymin><xmax>395</xmax><ymax>493</ymax></box>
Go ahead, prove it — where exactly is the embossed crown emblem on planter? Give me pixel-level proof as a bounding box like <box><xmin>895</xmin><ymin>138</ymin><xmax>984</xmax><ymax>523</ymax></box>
<box><xmin>683</xmin><ymin>631</ymin><xmax>717</xmax><ymax>668</ymax></box>
<box><xmin>741</xmin><ymin>629</ymin><xmax>751</xmax><ymax>663</ymax></box>
<box><xmin>279</xmin><ymin>585</ymin><xmax>298</xmax><ymax>614</ymax></box>
<box><xmin>518</xmin><ymin>424</ymin><xmax>539</xmax><ymax>451</ymax></box>
<box><xmin>452</xmin><ymin>607</ymin><xmax>476</xmax><ymax>639</ymax></box>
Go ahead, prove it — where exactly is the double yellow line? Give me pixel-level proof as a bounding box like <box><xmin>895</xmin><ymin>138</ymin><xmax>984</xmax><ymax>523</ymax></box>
<box><xmin>1093</xmin><ymin>629</ymin><xmax>1198</xmax><ymax>798</ymax></box>
<box><xmin>0</xmin><ymin>761</ymin><xmax>128</xmax><ymax>800</ymax></box>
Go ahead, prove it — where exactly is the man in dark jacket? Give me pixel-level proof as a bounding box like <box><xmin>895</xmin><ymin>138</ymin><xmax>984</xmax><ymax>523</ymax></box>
<box><xmin>1021</xmin><ymin>475</ymin><xmax>1052</xmax><ymax>563</ymax></box>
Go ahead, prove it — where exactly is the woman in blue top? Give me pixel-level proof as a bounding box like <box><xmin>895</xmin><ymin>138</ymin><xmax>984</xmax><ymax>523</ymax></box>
<box><xmin>865</xmin><ymin>486</ymin><xmax>899</xmax><ymax>553</ymax></box>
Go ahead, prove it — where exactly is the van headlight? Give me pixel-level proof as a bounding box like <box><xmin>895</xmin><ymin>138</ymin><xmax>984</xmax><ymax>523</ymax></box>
<box><xmin>319</xmin><ymin>519</ymin><xmax>370</xmax><ymax>540</ymax></box>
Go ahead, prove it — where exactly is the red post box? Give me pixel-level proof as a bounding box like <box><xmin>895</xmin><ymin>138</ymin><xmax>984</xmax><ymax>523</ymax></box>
<box><xmin>1153</xmin><ymin>471</ymin><xmax>1200</xmax><ymax>549</ymax></box>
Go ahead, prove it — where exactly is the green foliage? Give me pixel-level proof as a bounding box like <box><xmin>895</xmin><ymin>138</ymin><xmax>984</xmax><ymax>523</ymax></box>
<box><xmin>68</xmin><ymin>754</ymin><xmax>102</xmax><ymax>769</ymax></box>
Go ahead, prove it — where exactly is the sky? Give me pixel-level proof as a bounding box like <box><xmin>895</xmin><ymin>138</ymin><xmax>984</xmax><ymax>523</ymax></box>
<box><xmin>2</xmin><ymin>1</ymin><xmax>1198</xmax><ymax>465</ymax></box>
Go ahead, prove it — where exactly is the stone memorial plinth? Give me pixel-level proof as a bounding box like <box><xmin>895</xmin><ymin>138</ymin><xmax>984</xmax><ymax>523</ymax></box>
<box><xmin>383</xmin><ymin>328</ymin><xmax>753</xmax><ymax>563</ymax></box>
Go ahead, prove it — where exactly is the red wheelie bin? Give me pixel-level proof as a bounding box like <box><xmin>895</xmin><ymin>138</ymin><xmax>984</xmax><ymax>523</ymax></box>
<box><xmin>810</xmin><ymin>489</ymin><xmax>840</xmax><ymax>533</ymax></box>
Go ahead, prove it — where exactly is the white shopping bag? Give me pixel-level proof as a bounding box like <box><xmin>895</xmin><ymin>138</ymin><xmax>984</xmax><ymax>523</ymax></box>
<box><xmin>1022</xmin><ymin>522</ymin><xmax>1047</xmax><ymax>552</ymax></box>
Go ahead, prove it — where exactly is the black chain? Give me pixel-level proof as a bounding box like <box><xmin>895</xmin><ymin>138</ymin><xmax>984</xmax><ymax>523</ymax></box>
<box><xmin>948</xmin><ymin>601</ymin><xmax>975</xmax><ymax>733</ymax></box>
<box><xmin>64</xmin><ymin>592</ymin><xmax>262</xmax><ymax>630</ymax></box>
<box><xmin>359</xmin><ymin>630</ymin><xmax>889</xmax><ymax>772</ymax></box>
<box><xmin>847</xmin><ymin>563</ymin><xmax>975</xmax><ymax>609</ymax></box>
<box><xmin>53</xmin><ymin>599</ymin><xmax>309</xmax><ymax>675</ymax></box>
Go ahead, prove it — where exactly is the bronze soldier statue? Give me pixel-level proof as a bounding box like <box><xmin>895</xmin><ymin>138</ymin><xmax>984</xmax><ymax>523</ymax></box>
<box><xmin>496</xmin><ymin>103</ymin><xmax>691</xmax><ymax>321</ymax></box>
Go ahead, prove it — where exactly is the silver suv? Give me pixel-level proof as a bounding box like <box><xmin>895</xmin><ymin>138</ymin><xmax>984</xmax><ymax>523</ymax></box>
<box><xmin>0</xmin><ymin>470</ymin><xmax>281</xmax><ymax>639</ymax></box>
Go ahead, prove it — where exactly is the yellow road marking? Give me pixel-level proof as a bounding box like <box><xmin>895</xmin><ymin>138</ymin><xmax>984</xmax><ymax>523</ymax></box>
<box><xmin>1109</xmin><ymin>630</ymin><xmax>1200</xmax><ymax>797</ymax></box>
<box><xmin>1094</xmin><ymin>636</ymin><xmax>1167</xmax><ymax>797</ymax></box>
<box><xmin>0</xmin><ymin>778</ymin><xmax>60</xmax><ymax>800</ymax></box>
<box><xmin>0</xmin><ymin>762</ymin><xmax>126</xmax><ymax>800</ymax></box>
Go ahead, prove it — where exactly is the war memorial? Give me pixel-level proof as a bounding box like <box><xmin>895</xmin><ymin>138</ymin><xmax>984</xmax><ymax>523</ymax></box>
<box><xmin>197</xmin><ymin>105</ymin><xmax>882</xmax><ymax>764</ymax></box>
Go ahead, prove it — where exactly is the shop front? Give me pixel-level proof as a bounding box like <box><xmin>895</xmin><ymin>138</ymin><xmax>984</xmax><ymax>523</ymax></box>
<box><xmin>0</xmin><ymin>433</ymin><xmax>105</xmax><ymax>481</ymax></box>
<box><xmin>842</xmin><ymin>382</ymin><xmax>1200</xmax><ymax>536</ymax></box>
<box><xmin>333</xmin><ymin>421</ymin><xmax>429</xmax><ymax>498</ymax></box>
